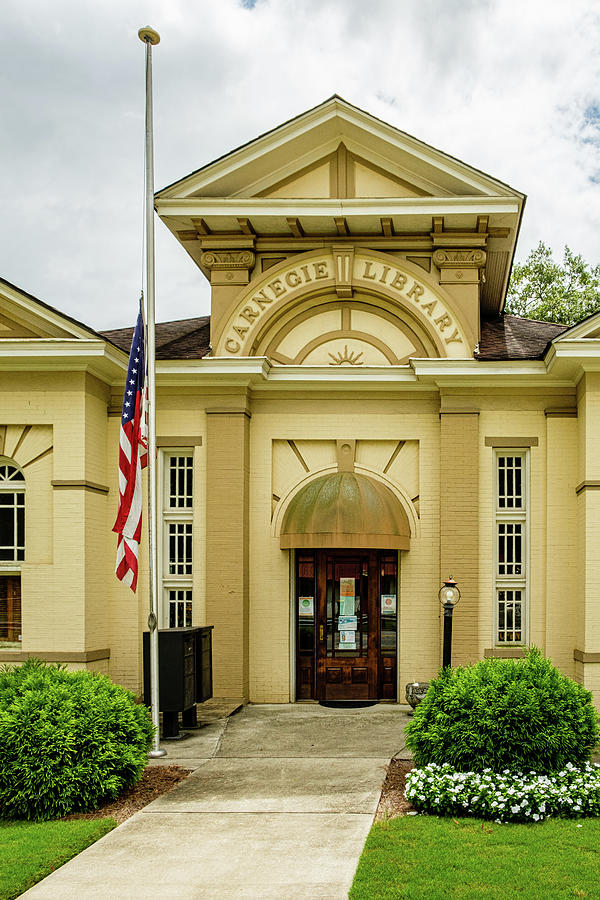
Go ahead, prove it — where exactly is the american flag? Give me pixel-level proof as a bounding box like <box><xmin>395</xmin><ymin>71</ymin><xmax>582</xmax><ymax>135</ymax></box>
<box><xmin>113</xmin><ymin>301</ymin><xmax>148</xmax><ymax>591</ymax></box>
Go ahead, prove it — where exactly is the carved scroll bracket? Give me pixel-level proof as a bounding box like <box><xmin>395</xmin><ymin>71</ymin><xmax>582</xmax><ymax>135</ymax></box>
<box><xmin>432</xmin><ymin>248</ymin><xmax>486</xmax><ymax>285</ymax></box>
<box><xmin>200</xmin><ymin>249</ymin><xmax>256</xmax><ymax>286</ymax></box>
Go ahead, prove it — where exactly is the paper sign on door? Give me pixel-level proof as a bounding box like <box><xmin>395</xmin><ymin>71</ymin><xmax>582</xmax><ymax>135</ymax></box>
<box><xmin>340</xmin><ymin>577</ymin><xmax>355</xmax><ymax>616</ymax></box>
<box><xmin>339</xmin><ymin>630</ymin><xmax>356</xmax><ymax>649</ymax></box>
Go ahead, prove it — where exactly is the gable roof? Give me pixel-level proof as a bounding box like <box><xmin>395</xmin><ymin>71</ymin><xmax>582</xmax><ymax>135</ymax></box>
<box><xmin>0</xmin><ymin>275</ymin><xmax>124</xmax><ymax>350</ymax></box>
<box><xmin>476</xmin><ymin>315</ymin><xmax>568</xmax><ymax>360</ymax></box>
<box><xmin>101</xmin><ymin>312</ymin><xmax>567</xmax><ymax>363</ymax></box>
<box><xmin>157</xmin><ymin>95</ymin><xmax>524</xmax><ymax>201</ymax></box>
<box><xmin>101</xmin><ymin>316</ymin><xmax>210</xmax><ymax>360</ymax></box>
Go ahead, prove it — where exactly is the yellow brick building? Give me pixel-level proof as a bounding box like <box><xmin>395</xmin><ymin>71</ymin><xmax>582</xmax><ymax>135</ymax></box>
<box><xmin>2</xmin><ymin>97</ymin><xmax>600</xmax><ymax>706</ymax></box>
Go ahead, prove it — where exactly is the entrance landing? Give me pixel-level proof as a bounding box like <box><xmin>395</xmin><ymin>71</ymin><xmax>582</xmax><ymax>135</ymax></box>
<box><xmin>23</xmin><ymin>704</ymin><xmax>411</xmax><ymax>899</ymax></box>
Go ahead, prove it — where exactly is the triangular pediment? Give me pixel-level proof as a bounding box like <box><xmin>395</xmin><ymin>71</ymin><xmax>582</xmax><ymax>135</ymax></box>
<box><xmin>0</xmin><ymin>277</ymin><xmax>105</xmax><ymax>342</ymax></box>
<box><xmin>157</xmin><ymin>96</ymin><xmax>521</xmax><ymax>202</ymax></box>
<box><xmin>254</xmin><ymin>143</ymin><xmax>431</xmax><ymax>200</ymax></box>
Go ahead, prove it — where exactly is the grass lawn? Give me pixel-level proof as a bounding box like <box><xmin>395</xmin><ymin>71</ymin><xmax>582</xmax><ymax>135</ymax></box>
<box><xmin>350</xmin><ymin>815</ymin><xmax>600</xmax><ymax>899</ymax></box>
<box><xmin>0</xmin><ymin>818</ymin><xmax>116</xmax><ymax>900</ymax></box>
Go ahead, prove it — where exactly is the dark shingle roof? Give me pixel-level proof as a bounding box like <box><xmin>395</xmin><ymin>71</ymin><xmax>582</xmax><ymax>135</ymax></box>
<box><xmin>477</xmin><ymin>315</ymin><xmax>568</xmax><ymax>360</ymax></box>
<box><xmin>101</xmin><ymin>316</ymin><xmax>210</xmax><ymax>359</ymax></box>
<box><xmin>101</xmin><ymin>313</ymin><xmax>568</xmax><ymax>362</ymax></box>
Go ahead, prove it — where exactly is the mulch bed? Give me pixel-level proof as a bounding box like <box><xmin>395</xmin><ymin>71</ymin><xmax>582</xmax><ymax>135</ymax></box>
<box><xmin>376</xmin><ymin>759</ymin><xmax>415</xmax><ymax>821</ymax></box>
<box><xmin>64</xmin><ymin>766</ymin><xmax>192</xmax><ymax>824</ymax></box>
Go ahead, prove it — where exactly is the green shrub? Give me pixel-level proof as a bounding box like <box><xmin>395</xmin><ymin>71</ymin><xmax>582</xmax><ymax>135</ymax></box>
<box><xmin>0</xmin><ymin>659</ymin><xmax>154</xmax><ymax>820</ymax></box>
<box><xmin>405</xmin><ymin>648</ymin><xmax>599</xmax><ymax>774</ymax></box>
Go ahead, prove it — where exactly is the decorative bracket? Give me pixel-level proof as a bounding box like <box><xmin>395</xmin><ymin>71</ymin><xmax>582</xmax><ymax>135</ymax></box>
<box><xmin>432</xmin><ymin>249</ymin><xmax>486</xmax><ymax>285</ymax></box>
<box><xmin>331</xmin><ymin>246</ymin><xmax>355</xmax><ymax>298</ymax></box>
<box><xmin>336</xmin><ymin>440</ymin><xmax>356</xmax><ymax>472</ymax></box>
<box><xmin>200</xmin><ymin>249</ymin><xmax>256</xmax><ymax>285</ymax></box>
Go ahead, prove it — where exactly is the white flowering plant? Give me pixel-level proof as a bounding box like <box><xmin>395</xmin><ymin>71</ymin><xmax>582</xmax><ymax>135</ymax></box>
<box><xmin>405</xmin><ymin>761</ymin><xmax>600</xmax><ymax>823</ymax></box>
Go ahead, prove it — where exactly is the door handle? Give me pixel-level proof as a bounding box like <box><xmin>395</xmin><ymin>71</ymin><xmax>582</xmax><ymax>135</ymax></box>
<box><xmin>319</xmin><ymin>624</ymin><xmax>324</xmax><ymax>641</ymax></box>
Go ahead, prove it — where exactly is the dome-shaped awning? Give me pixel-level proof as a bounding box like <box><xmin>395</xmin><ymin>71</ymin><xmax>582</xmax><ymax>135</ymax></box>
<box><xmin>280</xmin><ymin>472</ymin><xmax>410</xmax><ymax>550</ymax></box>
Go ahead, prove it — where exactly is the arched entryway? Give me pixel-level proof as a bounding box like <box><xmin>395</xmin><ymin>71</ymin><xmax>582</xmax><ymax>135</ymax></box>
<box><xmin>281</xmin><ymin>472</ymin><xmax>410</xmax><ymax>702</ymax></box>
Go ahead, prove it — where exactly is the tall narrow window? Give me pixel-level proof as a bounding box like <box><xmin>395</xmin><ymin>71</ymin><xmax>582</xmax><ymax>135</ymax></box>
<box><xmin>495</xmin><ymin>452</ymin><xmax>527</xmax><ymax>645</ymax></box>
<box><xmin>161</xmin><ymin>452</ymin><xmax>194</xmax><ymax>628</ymax></box>
<box><xmin>0</xmin><ymin>459</ymin><xmax>25</xmax><ymax>644</ymax></box>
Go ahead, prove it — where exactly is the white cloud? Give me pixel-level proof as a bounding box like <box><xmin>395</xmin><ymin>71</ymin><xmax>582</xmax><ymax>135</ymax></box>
<box><xmin>1</xmin><ymin>0</ymin><xmax>599</xmax><ymax>329</ymax></box>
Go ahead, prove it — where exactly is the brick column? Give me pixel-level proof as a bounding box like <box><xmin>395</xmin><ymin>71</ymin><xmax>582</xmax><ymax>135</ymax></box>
<box><xmin>439</xmin><ymin>409</ymin><xmax>479</xmax><ymax>666</ymax></box>
<box><xmin>545</xmin><ymin>411</ymin><xmax>577</xmax><ymax>675</ymax></box>
<box><xmin>575</xmin><ymin>374</ymin><xmax>600</xmax><ymax>700</ymax></box>
<box><xmin>205</xmin><ymin>405</ymin><xmax>250</xmax><ymax>701</ymax></box>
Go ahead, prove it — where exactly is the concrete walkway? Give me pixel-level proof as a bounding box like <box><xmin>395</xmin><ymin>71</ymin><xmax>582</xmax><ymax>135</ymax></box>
<box><xmin>24</xmin><ymin>703</ymin><xmax>411</xmax><ymax>899</ymax></box>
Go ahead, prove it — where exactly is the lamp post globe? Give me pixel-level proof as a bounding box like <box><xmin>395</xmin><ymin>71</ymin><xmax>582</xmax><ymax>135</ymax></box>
<box><xmin>440</xmin><ymin>576</ymin><xmax>460</xmax><ymax>668</ymax></box>
<box><xmin>439</xmin><ymin>576</ymin><xmax>461</xmax><ymax>609</ymax></box>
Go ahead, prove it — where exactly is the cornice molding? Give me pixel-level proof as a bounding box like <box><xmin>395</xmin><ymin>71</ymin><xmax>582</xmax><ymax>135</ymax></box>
<box><xmin>156</xmin><ymin>197</ymin><xmax>522</xmax><ymax>218</ymax></box>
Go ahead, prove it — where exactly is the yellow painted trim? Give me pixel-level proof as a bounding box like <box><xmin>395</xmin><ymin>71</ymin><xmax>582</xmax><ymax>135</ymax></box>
<box><xmin>545</xmin><ymin>407</ymin><xmax>577</xmax><ymax>418</ymax></box>
<box><xmin>574</xmin><ymin>650</ymin><xmax>600</xmax><ymax>663</ymax></box>
<box><xmin>156</xmin><ymin>436</ymin><xmax>203</xmax><ymax>446</ymax></box>
<box><xmin>484</xmin><ymin>437</ymin><xmax>539</xmax><ymax>447</ymax></box>
<box><xmin>51</xmin><ymin>480</ymin><xmax>109</xmax><ymax>495</ymax></box>
<box><xmin>0</xmin><ymin>649</ymin><xmax>111</xmax><ymax>663</ymax></box>
<box><xmin>575</xmin><ymin>481</ymin><xmax>600</xmax><ymax>495</ymax></box>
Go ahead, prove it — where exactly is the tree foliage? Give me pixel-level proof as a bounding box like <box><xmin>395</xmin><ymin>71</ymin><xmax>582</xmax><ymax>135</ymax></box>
<box><xmin>505</xmin><ymin>241</ymin><xmax>600</xmax><ymax>325</ymax></box>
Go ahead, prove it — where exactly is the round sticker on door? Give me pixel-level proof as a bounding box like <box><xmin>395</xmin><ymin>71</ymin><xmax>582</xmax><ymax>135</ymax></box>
<box><xmin>381</xmin><ymin>595</ymin><xmax>396</xmax><ymax>614</ymax></box>
<box><xmin>299</xmin><ymin>597</ymin><xmax>314</xmax><ymax>617</ymax></box>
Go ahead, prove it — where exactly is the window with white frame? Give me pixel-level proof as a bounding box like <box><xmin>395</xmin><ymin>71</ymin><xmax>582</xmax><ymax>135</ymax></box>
<box><xmin>495</xmin><ymin>451</ymin><xmax>527</xmax><ymax>645</ymax></box>
<box><xmin>0</xmin><ymin>458</ymin><xmax>25</xmax><ymax>643</ymax></box>
<box><xmin>161</xmin><ymin>451</ymin><xmax>194</xmax><ymax>628</ymax></box>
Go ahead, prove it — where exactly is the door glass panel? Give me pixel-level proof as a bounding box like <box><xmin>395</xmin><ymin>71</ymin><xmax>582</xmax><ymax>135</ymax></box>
<box><xmin>296</xmin><ymin>554</ymin><xmax>315</xmax><ymax>652</ymax></box>
<box><xmin>326</xmin><ymin>558</ymin><xmax>366</xmax><ymax>657</ymax></box>
<box><xmin>380</xmin><ymin>553</ymin><xmax>397</xmax><ymax>655</ymax></box>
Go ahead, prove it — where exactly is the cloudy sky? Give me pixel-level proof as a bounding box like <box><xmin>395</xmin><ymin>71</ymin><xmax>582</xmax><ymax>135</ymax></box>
<box><xmin>2</xmin><ymin>0</ymin><xmax>600</xmax><ymax>330</ymax></box>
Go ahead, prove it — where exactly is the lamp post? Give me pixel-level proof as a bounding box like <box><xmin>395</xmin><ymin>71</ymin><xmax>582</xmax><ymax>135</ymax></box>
<box><xmin>439</xmin><ymin>576</ymin><xmax>461</xmax><ymax>668</ymax></box>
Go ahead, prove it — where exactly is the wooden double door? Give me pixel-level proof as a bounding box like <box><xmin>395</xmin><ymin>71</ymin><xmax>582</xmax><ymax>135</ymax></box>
<box><xmin>296</xmin><ymin>550</ymin><xmax>397</xmax><ymax>702</ymax></box>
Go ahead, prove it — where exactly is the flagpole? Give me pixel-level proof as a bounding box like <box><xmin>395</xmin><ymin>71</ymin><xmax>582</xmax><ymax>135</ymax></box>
<box><xmin>138</xmin><ymin>25</ymin><xmax>165</xmax><ymax>758</ymax></box>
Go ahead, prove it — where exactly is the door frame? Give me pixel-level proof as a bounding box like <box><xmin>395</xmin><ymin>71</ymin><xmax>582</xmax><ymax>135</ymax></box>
<box><xmin>315</xmin><ymin>549</ymin><xmax>379</xmax><ymax>702</ymax></box>
<box><xmin>293</xmin><ymin>549</ymin><xmax>399</xmax><ymax>702</ymax></box>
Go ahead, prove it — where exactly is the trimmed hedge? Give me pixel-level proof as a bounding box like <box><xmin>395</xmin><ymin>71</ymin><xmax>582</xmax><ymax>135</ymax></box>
<box><xmin>405</xmin><ymin>648</ymin><xmax>599</xmax><ymax>774</ymax></box>
<box><xmin>0</xmin><ymin>659</ymin><xmax>154</xmax><ymax>820</ymax></box>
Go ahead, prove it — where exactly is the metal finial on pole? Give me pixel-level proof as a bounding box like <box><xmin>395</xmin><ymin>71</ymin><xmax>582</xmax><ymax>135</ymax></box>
<box><xmin>138</xmin><ymin>25</ymin><xmax>166</xmax><ymax>758</ymax></box>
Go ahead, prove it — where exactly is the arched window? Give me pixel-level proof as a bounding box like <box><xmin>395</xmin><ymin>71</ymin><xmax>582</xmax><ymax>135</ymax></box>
<box><xmin>0</xmin><ymin>459</ymin><xmax>24</xmax><ymax>644</ymax></box>
<box><xmin>0</xmin><ymin>460</ymin><xmax>25</xmax><ymax>562</ymax></box>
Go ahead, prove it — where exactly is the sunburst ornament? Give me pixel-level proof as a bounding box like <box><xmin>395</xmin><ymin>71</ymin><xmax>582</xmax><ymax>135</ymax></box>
<box><xmin>328</xmin><ymin>345</ymin><xmax>364</xmax><ymax>366</ymax></box>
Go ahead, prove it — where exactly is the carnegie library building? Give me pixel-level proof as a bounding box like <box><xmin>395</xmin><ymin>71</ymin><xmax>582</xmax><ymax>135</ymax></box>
<box><xmin>2</xmin><ymin>96</ymin><xmax>600</xmax><ymax>708</ymax></box>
